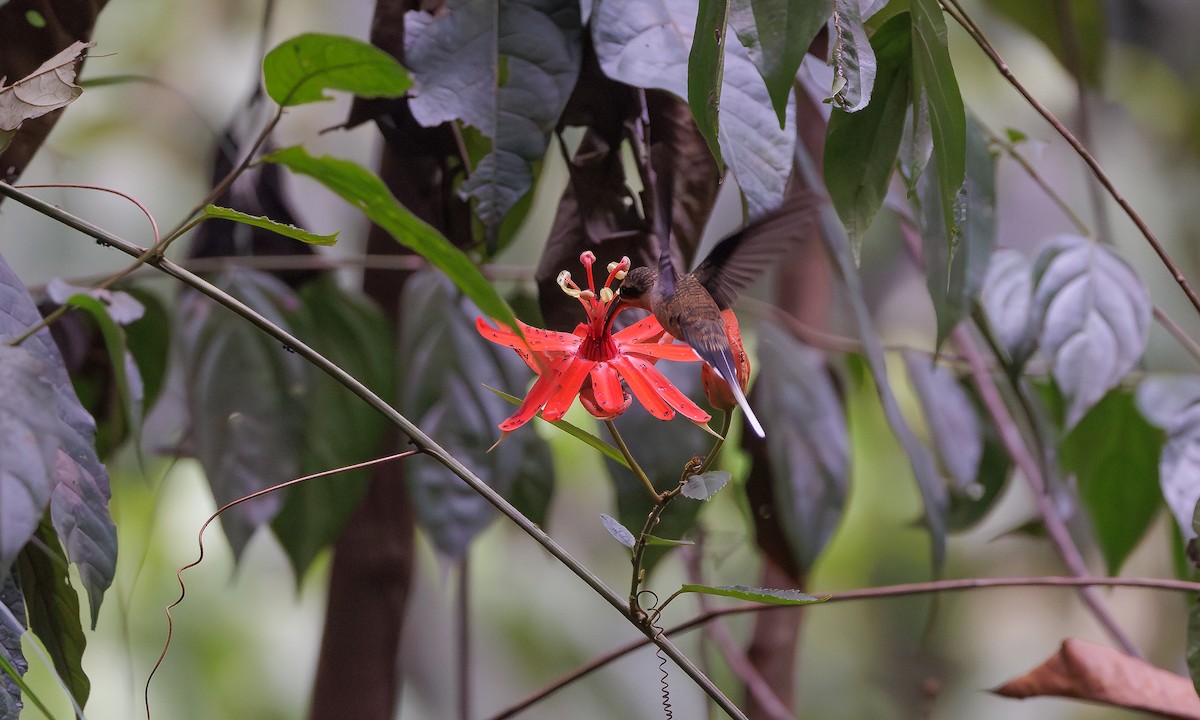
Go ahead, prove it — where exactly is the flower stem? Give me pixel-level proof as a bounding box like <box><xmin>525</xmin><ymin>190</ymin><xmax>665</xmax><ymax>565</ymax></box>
<box><xmin>605</xmin><ymin>419</ymin><xmax>659</xmax><ymax>501</ymax></box>
<box><xmin>629</xmin><ymin>457</ymin><xmax>702</xmax><ymax>622</ymax></box>
<box><xmin>699</xmin><ymin>411</ymin><xmax>733</xmax><ymax>474</ymax></box>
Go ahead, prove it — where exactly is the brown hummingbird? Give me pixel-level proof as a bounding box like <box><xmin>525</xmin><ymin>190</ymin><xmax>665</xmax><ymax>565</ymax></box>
<box><xmin>611</xmin><ymin>205</ymin><xmax>808</xmax><ymax>438</ymax></box>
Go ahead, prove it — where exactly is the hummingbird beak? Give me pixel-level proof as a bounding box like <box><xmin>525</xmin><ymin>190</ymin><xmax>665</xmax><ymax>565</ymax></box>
<box><xmin>604</xmin><ymin>293</ymin><xmax>626</xmax><ymax>330</ymax></box>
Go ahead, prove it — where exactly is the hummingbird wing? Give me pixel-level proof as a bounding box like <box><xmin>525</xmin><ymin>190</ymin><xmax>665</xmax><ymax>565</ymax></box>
<box><xmin>691</xmin><ymin>200</ymin><xmax>812</xmax><ymax>310</ymax></box>
<box><xmin>679</xmin><ymin>318</ymin><xmax>766</xmax><ymax>437</ymax></box>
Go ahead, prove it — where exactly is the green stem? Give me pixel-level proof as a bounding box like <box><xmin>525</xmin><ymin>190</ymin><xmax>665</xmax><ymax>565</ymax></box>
<box><xmin>605</xmin><ymin>420</ymin><xmax>659</xmax><ymax>500</ymax></box>
<box><xmin>0</xmin><ymin>181</ymin><xmax>749</xmax><ymax>720</ymax></box>
<box><xmin>699</xmin><ymin>411</ymin><xmax>733</xmax><ymax>474</ymax></box>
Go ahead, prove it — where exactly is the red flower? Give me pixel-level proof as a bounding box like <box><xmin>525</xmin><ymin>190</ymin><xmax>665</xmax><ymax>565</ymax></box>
<box><xmin>478</xmin><ymin>252</ymin><xmax>711</xmax><ymax>432</ymax></box>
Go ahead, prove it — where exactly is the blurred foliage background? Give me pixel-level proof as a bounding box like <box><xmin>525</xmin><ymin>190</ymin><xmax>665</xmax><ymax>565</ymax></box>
<box><xmin>5</xmin><ymin>0</ymin><xmax>1200</xmax><ymax>718</ymax></box>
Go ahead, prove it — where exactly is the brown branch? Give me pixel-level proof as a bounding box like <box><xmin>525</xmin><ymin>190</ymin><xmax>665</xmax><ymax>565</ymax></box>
<box><xmin>484</xmin><ymin>575</ymin><xmax>1200</xmax><ymax>720</ymax></box>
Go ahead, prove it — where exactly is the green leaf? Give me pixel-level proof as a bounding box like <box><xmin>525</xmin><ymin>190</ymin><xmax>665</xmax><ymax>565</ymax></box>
<box><xmin>262</xmin><ymin>33</ymin><xmax>412</xmax><ymax>107</ymax></box>
<box><xmin>681</xmin><ymin>470</ymin><xmax>731</xmax><ymax>500</ymax></box>
<box><xmin>645</xmin><ymin>535</ymin><xmax>696</xmax><ymax>547</ymax></box>
<box><xmin>689</xmin><ymin>0</ymin><xmax>729</xmax><ymax>164</ymax></box>
<box><xmin>1032</xmin><ymin>235</ymin><xmax>1151</xmax><ymax>427</ymax></box>
<box><xmin>15</xmin><ymin>515</ymin><xmax>89</xmax><ymax>707</ymax></box>
<box><xmin>730</xmin><ymin>0</ymin><xmax>832</xmax><ymax>126</ymax></box>
<box><xmin>679</xmin><ymin>583</ymin><xmax>825</xmax><ymax>605</ymax></box>
<box><xmin>829</xmin><ymin>0</ymin><xmax>877</xmax><ymax>112</ymax></box>
<box><xmin>982</xmin><ymin>0</ymin><xmax>1106</xmax><ymax>86</ymax></box>
<box><xmin>121</xmin><ymin>286</ymin><xmax>172</xmax><ymax>415</ymax></box>
<box><xmin>263</xmin><ymin>146</ymin><xmax>519</xmax><ymax>336</ymax></box>
<box><xmin>484</xmin><ymin>385</ymin><xmax>629</xmax><ymax>468</ymax></box>
<box><xmin>404</xmin><ymin>0</ymin><xmax>582</xmax><ymax>236</ymax></box>
<box><xmin>202</xmin><ymin>205</ymin><xmax>338</xmax><ymax>247</ymax></box>
<box><xmin>272</xmin><ymin>278</ymin><xmax>395</xmax><ymax>579</ymax></box>
<box><xmin>601</xmin><ymin>514</ymin><xmax>636</xmax><ymax>548</ymax></box>
<box><xmin>922</xmin><ymin>114</ymin><xmax>996</xmax><ymax>346</ymax></box>
<box><xmin>825</xmin><ymin>12</ymin><xmax>912</xmax><ymax>239</ymax></box>
<box><xmin>1061</xmin><ymin>388</ymin><xmax>1163</xmax><ymax>575</ymax></box>
<box><xmin>911</xmin><ymin>0</ymin><xmax>966</xmax><ymax>252</ymax></box>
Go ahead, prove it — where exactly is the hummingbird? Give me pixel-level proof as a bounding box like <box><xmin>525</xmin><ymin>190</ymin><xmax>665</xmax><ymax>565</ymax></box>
<box><xmin>611</xmin><ymin>205</ymin><xmax>807</xmax><ymax>438</ymax></box>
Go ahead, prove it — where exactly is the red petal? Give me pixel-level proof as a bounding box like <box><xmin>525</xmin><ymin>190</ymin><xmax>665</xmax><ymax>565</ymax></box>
<box><xmin>624</xmin><ymin>342</ymin><xmax>701</xmax><ymax>362</ymax></box>
<box><xmin>614</xmin><ymin>315</ymin><xmax>667</xmax><ymax>342</ymax></box>
<box><xmin>498</xmin><ymin>371</ymin><xmax>560</xmax><ymax>431</ymax></box>
<box><xmin>588</xmin><ymin>362</ymin><xmax>628</xmax><ymax>414</ymax></box>
<box><xmin>612</xmin><ymin>356</ymin><xmax>675</xmax><ymax>420</ymax></box>
<box><xmin>476</xmin><ymin>317</ymin><xmax>581</xmax><ymax>353</ymax></box>
<box><xmin>618</xmin><ymin>356</ymin><xmax>711</xmax><ymax>423</ymax></box>
<box><xmin>541</xmin><ymin>357</ymin><xmax>594</xmax><ymax>422</ymax></box>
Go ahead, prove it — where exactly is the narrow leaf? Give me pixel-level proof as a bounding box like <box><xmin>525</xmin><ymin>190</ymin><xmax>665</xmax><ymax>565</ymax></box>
<box><xmin>1032</xmin><ymin>235</ymin><xmax>1151</xmax><ymax>427</ymax></box>
<box><xmin>0</xmin><ymin>577</ymin><xmax>26</xmax><ymax>716</ymax></box>
<box><xmin>1061</xmin><ymin>388</ymin><xmax>1163</xmax><ymax>574</ymax></box>
<box><xmin>645</xmin><ymin>535</ymin><xmax>696</xmax><ymax>547</ymax></box>
<box><xmin>262</xmin><ymin>33</ymin><xmax>412</xmax><ymax>107</ymax></box>
<box><xmin>923</xmin><ymin>114</ymin><xmax>996</xmax><ymax>346</ymax></box>
<box><xmin>911</xmin><ymin>0</ymin><xmax>966</xmax><ymax>251</ymax></box>
<box><xmin>825</xmin><ymin>12</ymin><xmax>912</xmax><ymax>239</ymax></box>
<box><xmin>263</xmin><ymin>146</ymin><xmax>519</xmax><ymax>335</ymax></box>
<box><xmin>484</xmin><ymin>385</ymin><xmax>629</xmax><ymax>468</ymax></box>
<box><xmin>601</xmin><ymin>513</ymin><xmax>636</xmax><ymax>548</ymax></box>
<box><xmin>689</xmin><ymin>0</ymin><xmax>729</xmax><ymax>164</ymax></box>
<box><xmin>729</xmin><ymin>0</ymin><xmax>832</xmax><ymax>125</ymax></box>
<box><xmin>829</xmin><ymin>0</ymin><xmax>877</xmax><ymax>112</ymax></box>
<box><xmin>16</xmin><ymin>516</ymin><xmax>89</xmax><ymax>707</ymax></box>
<box><xmin>679</xmin><ymin>583</ymin><xmax>824</xmax><ymax>605</ymax></box>
<box><xmin>681</xmin><ymin>470</ymin><xmax>731</xmax><ymax>500</ymax></box>
<box><xmin>202</xmin><ymin>205</ymin><xmax>338</xmax><ymax>246</ymax></box>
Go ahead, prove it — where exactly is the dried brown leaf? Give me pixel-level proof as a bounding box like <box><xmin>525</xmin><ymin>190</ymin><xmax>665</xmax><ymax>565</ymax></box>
<box><xmin>995</xmin><ymin>638</ymin><xmax>1200</xmax><ymax>719</ymax></box>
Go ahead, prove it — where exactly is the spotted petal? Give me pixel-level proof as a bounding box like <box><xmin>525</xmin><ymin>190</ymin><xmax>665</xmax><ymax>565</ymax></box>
<box><xmin>541</xmin><ymin>357</ymin><xmax>595</xmax><ymax>422</ymax></box>
<box><xmin>589</xmin><ymin>362</ymin><xmax>628</xmax><ymax>414</ymax></box>
<box><xmin>618</xmin><ymin>356</ymin><xmax>711</xmax><ymax>423</ymax></box>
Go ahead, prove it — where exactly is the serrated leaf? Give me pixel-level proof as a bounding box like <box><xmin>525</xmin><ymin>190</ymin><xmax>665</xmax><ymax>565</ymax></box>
<box><xmin>262</xmin><ymin>33</ymin><xmax>412</xmax><ymax>107</ymax></box>
<box><xmin>825</xmin><ymin>12</ymin><xmax>911</xmax><ymax>239</ymax></box>
<box><xmin>405</xmin><ymin>0</ymin><xmax>582</xmax><ymax>235</ymax></box>
<box><xmin>1136</xmin><ymin>376</ymin><xmax>1200</xmax><ymax>537</ymax></box>
<box><xmin>401</xmin><ymin>271</ymin><xmax>553</xmax><ymax>559</ymax></box>
<box><xmin>911</xmin><ymin>0</ymin><xmax>966</xmax><ymax>250</ymax></box>
<box><xmin>1060</xmin><ymin>388</ymin><xmax>1163</xmax><ymax>574</ymax></box>
<box><xmin>679</xmin><ymin>583</ymin><xmax>824</xmax><ymax>605</ymax></box>
<box><xmin>600</xmin><ymin>514</ymin><xmax>636</xmax><ymax>548</ymax></box>
<box><xmin>0</xmin><ymin>254</ymin><xmax>115</xmax><ymax>626</ymax></box>
<box><xmin>904</xmin><ymin>350</ymin><xmax>982</xmax><ymax>490</ymax></box>
<box><xmin>730</xmin><ymin>0</ymin><xmax>831</xmax><ymax>126</ymax></box>
<box><xmin>0</xmin><ymin>41</ymin><xmax>91</xmax><ymax>154</ymax></box>
<box><xmin>272</xmin><ymin>278</ymin><xmax>394</xmax><ymax>578</ymax></box>
<box><xmin>681</xmin><ymin>470</ymin><xmax>731</xmax><ymax>500</ymax></box>
<box><xmin>202</xmin><ymin>205</ymin><xmax>338</xmax><ymax>247</ymax></box>
<box><xmin>922</xmin><ymin>114</ymin><xmax>995</xmax><ymax>346</ymax></box>
<box><xmin>16</xmin><ymin>515</ymin><xmax>88</xmax><ymax>707</ymax></box>
<box><xmin>1032</xmin><ymin>235</ymin><xmax>1151</xmax><ymax>427</ymax></box>
<box><xmin>754</xmin><ymin>320</ymin><xmax>848</xmax><ymax>572</ymax></box>
<box><xmin>262</xmin><ymin>146</ymin><xmax>519</xmax><ymax>337</ymax></box>
<box><xmin>689</xmin><ymin>0</ymin><xmax>728</xmax><ymax>164</ymax></box>
<box><xmin>979</xmin><ymin>248</ymin><xmax>1035</xmax><ymax>366</ymax></box>
<box><xmin>484</xmin><ymin>385</ymin><xmax>629</xmax><ymax>468</ymax></box>
<box><xmin>829</xmin><ymin>0</ymin><xmax>877</xmax><ymax>112</ymax></box>
<box><xmin>177</xmin><ymin>271</ymin><xmax>309</xmax><ymax>556</ymax></box>
<box><xmin>0</xmin><ymin>346</ymin><xmax>57</xmax><ymax>588</ymax></box>
<box><xmin>592</xmin><ymin>0</ymin><xmax>794</xmax><ymax>217</ymax></box>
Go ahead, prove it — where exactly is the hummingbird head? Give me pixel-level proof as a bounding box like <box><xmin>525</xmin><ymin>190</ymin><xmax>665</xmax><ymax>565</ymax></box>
<box><xmin>615</xmin><ymin>266</ymin><xmax>657</xmax><ymax>307</ymax></box>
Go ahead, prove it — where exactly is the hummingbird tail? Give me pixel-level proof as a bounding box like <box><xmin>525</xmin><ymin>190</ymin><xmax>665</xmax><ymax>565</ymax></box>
<box><xmin>704</xmin><ymin>345</ymin><xmax>765</xmax><ymax>438</ymax></box>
